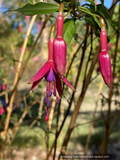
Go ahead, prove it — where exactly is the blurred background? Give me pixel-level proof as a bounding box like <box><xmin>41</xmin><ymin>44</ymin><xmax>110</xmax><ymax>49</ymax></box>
<box><xmin>0</xmin><ymin>0</ymin><xmax>120</xmax><ymax>160</ymax></box>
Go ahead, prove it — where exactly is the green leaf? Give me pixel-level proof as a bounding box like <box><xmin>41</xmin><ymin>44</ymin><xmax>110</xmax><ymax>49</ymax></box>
<box><xmin>100</xmin><ymin>0</ymin><xmax>104</xmax><ymax>4</ymax></box>
<box><xmin>54</xmin><ymin>0</ymin><xmax>71</xmax><ymax>3</ymax></box>
<box><xmin>96</xmin><ymin>4</ymin><xmax>113</xmax><ymax>37</ymax></box>
<box><xmin>86</xmin><ymin>0</ymin><xmax>97</xmax><ymax>11</ymax></box>
<box><xmin>5</xmin><ymin>53</ymin><xmax>20</xmax><ymax>62</ymax></box>
<box><xmin>5</xmin><ymin>2</ymin><xmax>59</xmax><ymax>16</ymax></box>
<box><xmin>63</xmin><ymin>19</ymin><xmax>76</xmax><ymax>45</ymax></box>
<box><xmin>85</xmin><ymin>16</ymin><xmax>101</xmax><ymax>37</ymax></box>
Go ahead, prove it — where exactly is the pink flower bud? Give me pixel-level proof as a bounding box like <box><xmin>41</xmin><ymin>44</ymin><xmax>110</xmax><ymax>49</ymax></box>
<box><xmin>0</xmin><ymin>107</ymin><xmax>4</xmax><ymax>115</ymax></box>
<box><xmin>38</xmin><ymin>21</ymin><xmax>41</xmax><ymax>32</ymax></box>
<box><xmin>99</xmin><ymin>27</ymin><xmax>113</xmax><ymax>89</ymax></box>
<box><xmin>33</xmin><ymin>56</ymin><xmax>39</xmax><ymax>62</ymax></box>
<box><xmin>54</xmin><ymin>14</ymin><xmax>67</xmax><ymax>78</ymax></box>
<box><xmin>99</xmin><ymin>51</ymin><xmax>113</xmax><ymax>89</ymax></box>
<box><xmin>2</xmin><ymin>84</ymin><xmax>6</xmax><ymax>90</ymax></box>
<box><xmin>19</xmin><ymin>25</ymin><xmax>22</xmax><ymax>33</ymax></box>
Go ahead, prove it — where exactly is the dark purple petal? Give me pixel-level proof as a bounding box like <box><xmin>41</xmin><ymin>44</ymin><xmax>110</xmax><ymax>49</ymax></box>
<box><xmin>47</xmin><ymin>100</ymin><xmax>51</xmax><ymax>107</ymax></box>
<box><xmin>44</xmin><ymin>97</ymin><xmax>48</xmax><ymax>104</ymax></box>
<box><xmin>49</xmin><ymin>90</ymin><xmax>52</xmax><ymax>97</ymax></box>
<box><xmin>46</xmin><ymin>67</ymin><xmax>54</xmax><ymax>81</ymax></box>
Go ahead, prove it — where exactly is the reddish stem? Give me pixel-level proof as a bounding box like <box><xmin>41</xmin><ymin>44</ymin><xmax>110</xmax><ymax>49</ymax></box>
<box><xmin>48</xmin><ymin>38</ymin><xmax>54</xmax><ymax>61</ymax></box>
<box><xmin>57</xmin><ymin>15</ymin><xmax>63</xmax><ymax>38</ymax></box>
<box><xmin>100</xmin><ymin>30</ymin><xmax>107</xmax><ymax>51</ymax></box>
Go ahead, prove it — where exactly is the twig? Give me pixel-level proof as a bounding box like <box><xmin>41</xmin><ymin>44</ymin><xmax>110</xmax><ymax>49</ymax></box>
<box><xmin>84</xmin><ymin>80</ymin><xmax>103</xmax><ymax>155</ymax></box>
<box><xmin>46</xmin><ymin>25</ymin><xmax>90</xmax><ymax>160</ymax></box>
<box><xmin>103</xmin><ymin>4</ymin><xmax>120</xmax><ymax>156</ymax></box>
<box><xmin>1</xmin><ymin>14</ymin><xmax>37</xmax><ymax>158</ymax></box>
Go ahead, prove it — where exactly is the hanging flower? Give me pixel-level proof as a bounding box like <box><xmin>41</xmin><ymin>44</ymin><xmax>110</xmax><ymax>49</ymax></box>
<box><xmin>19</xmin><ymin>25</ymin><xmax>22</xmax><ymax>33</ymax></box>
<box><xmin>38</xmin><ymin>21</ymin><xmax>41</xmax><ymax>32</ymax></box>
<box><xmin>54</xmin><ymin>3</ymin><xmax>66</xmax><ymax>78</ymax></box>
<box><xmin>28</xmin><ymin>25</ymin><xmax>75</xmax><ymax>121</ymax></box>
<box><xmin>0</xmin><ymin>106</ymin><xmax>4</xmax><ymax>115</ymax></box>
<box><xmin>33</xmin><ymin>56</ymin><xmax>39</xmax><ymax>62</ymax></box>
<box><xmin>99</xmin><ymin>17</ymin><xmax>113</xmax><ymax>89</ymax></box>
<box><xmin>2</xmin><ymin>84</ymin><xmax>6</xmax><ymax>90</ymax></box>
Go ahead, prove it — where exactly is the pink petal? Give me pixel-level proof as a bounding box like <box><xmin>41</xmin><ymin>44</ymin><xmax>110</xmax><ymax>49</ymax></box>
<box><xmin>30</xmin><ymin>78</ymin><xmax>42</xmax><ymax>91</ymax></box>
<box><xmin>56</xmin><ymin>75</ymin><xmax>62</xmax><ymax>97</ymax></box>
<box><xmin>62</xmin><ymin>77</ymin><xmax>76</xmax><ymax>92</ymax></box>
<box><xmin>28</xmin><ymin>62</ymin><xmax>50</xmax><ymax>84</ymax></box>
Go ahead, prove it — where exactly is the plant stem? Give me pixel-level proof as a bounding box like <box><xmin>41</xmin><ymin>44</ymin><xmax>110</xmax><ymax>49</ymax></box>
<box><xmin>103</xmin><ymin>3</ymin><xmax>120</xmax><ymax>157</ymax></box>
<box><xmin>1</xmin><ymin>14</ymin><xmax>37</xmax><ymax>158</ymax></box>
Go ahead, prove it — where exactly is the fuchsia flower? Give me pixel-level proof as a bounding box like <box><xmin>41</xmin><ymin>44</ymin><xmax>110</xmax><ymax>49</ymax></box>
<box><xmin>19</xmin><ymin>25</ymin><xmax>22</xmax><ymax>33</ymax></box>
<box><xmin>54</xmin><ymin>3</ymin><xmax>66</xmax><ymax>78</ymax></box>
<box><xmin>0</xmin><ymin>106</ymin><xmax>4</xmax><ymax>115</ymax></box>
<box><xmin>28</xmin><ymin>25</ymin><xmax>75</xmax><ymax>121</ymax></box>
<box><xmin>2</xmin><ymin>84</ymin><xmax>6</xmax><ymax>90</ymax></box>
<box><xmin>25</xmin><ymin>16</ymin><xmax>30</xmax><ymax>24</ymax></box>
<box><xmin>33</xmin><ymin>56</ymin><xmax>39</xmax><ymax>62</ymax></box>
<box><xmin>99</xmin><ymin>17</ymin><xmax>113</xmax><ymax>89</ymax></box>
<box><xmin>38</xmin><ymin>21</ymin><xmax>41</xmax><ymax>32</ymax></box>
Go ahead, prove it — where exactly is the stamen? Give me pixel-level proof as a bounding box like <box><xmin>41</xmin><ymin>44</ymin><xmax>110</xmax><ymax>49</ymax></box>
<box><xmin>45</xmin><ymin>107</ymin><xmax>49</xmax><ymax>121</ymax></box>
<box><xmin>54</xmin><ymin>75</ymin><xmax>59</xmax><ymax>104</ymax></box>
<box><xmin>56</xmin><ymin>97</ymin><xmax>60</xmax><ymax>104</ymax></box>
<box><xmin>44</xmin><ymin>96</ymin><xmax>47</xmax><ymax>104</ymax></box>
<box><xmin>47</xmin><ymin>100</ymin><xmax>51</xmax><ymax>107</ymax></box>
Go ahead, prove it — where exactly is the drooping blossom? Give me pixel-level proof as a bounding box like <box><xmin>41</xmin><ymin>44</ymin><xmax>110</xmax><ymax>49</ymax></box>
<box><xmin>99</xmin><ymin>17</ymin><xmax>113</xmax><ymax>89</ymax></box>
<box><xmin>28</xmin><ymin>24</ymin><xmax>75</xmax><ymax>121</ymax></box>
<box><xmin>54</xmin><ymin>3</ymin><xmax>66</xmax><ymax>78</ymax></box>
<box><xmin>0</xmin><ymin>106</ymin><xmax>4</xmax><ymax>115</ymax></box>
<box><xmin>33</xmin><ymin>56</ymin><xmax>39</xmax><ymax>62</ymax></box>
<box><xmin>38</xmin><ymin>21</ymin><xmax>41</xmax><ymax>32</ymax></box>
<box><xmin>25</xmin><ymin>16</ymin><xmax>30</xmax><ymax>24</ymax></box>
<box><xmin>19</xmin><ymin>25</ymin><xmax>22</xmax><ymax>33</ymax></box>
<box><xmin>2</xmin><ymin>84</ymin><xmax>6</xmax><ymax>90</ymax></box>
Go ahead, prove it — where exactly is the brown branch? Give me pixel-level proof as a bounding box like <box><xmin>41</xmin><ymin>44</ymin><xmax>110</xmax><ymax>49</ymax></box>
<box><xmin>1</xmin><ymin>14</ymin><xmax>51</xmax><ymax>158</ymax></box>
<box><xmin>103</xmin><ymin>3</ymin><xmax>120</xmax><ymax>156</ymax></box>
<box><xmin>46</xmin><ymin>25</ymin><xmax>91</xmax><ymax>160</ymax></box>
<box><xmin>1</xmin><ymin>15</ymin><xmax>37</xmax><ymax>158</ymax></box>
<box><xmin>59</xmin><ymin>24</ymin><xmax>90</xmax><ymax>157</ymax></box>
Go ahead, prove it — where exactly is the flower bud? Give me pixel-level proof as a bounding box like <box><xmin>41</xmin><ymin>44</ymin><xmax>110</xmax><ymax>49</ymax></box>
<box><xmin>99</xmin><ymin>51</ymin><xmax>113</xmax><ymax>89</ymax></box>
<box><xmin>54</xmin><ymin>3</ymin><xmax>67</xmax><ymax>78</ymax></box>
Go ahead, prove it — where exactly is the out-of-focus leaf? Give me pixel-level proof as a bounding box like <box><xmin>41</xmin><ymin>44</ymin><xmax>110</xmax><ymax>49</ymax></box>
<box><xmin>100</xmin><ymin>0</ymin><xmax>104</xmax><ymax>4</ymax></box>
<box><xmin>5</xmin><ymin>2</ymin><xmax>59</xmax><ymax>16</ymax></box>
<box><xmin>63</xmin><ymin>19</ymin><xmax>76</xmax><ymax>45</ymax></box>
<box><xmin>86</xmin><ymin>0</ymin><xmax>97</xmax><ymax>11</ymax></box>
<box><xmin>5</xmin><ymin>53</ymin><xmax>20</xmax><ymax>62</ymax></box>
<box><xmin>85</xmin><ymin>16</ymin><xmax>101</xmax><ymax>37</ymax></box>
<box><xmin>96</xmin><ymin>4</ymin><xmax>113</xmax><ymax>37</ymax></box>
<box><xmin>54</xmin><ymin>0</ymin><xmax>70</xmax><ymax>3</ymax></box>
